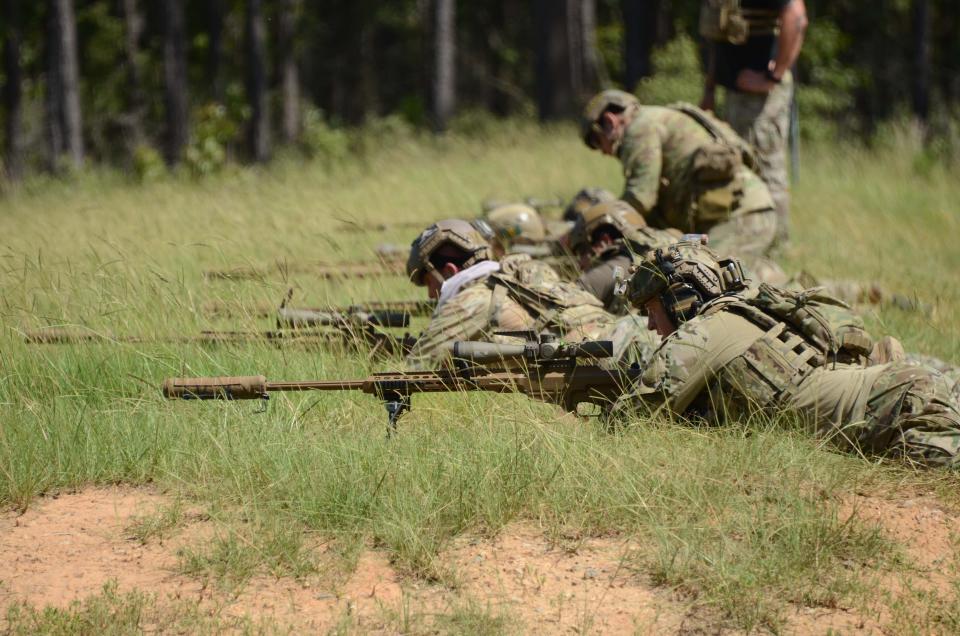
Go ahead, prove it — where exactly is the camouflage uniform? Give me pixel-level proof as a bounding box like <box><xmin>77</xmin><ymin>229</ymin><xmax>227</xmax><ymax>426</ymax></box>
<box><xmin>578</xmin><ymin>226</ymin><xmax>678</xmax><ymax>314</ymax></box>
<box><xmin>406</xmin><ymin>255</ymin><xmax>618</xmax><ymax>369</ymax></box>
<box><xmin>616</xmin><ymin>104</ymin><xmax>776</xmax><ymax>259</ymax></box>
<box><xmin>619</xmin><ymin>243</ymin><xmax>960</xmax><ymax>468</ymax></box>
<box><xmin>621</xmin><ymin>307</ymin><xmax>960</xmax><ymax>467</ymax></box>
<box><xmin>724</xmin><ymin>72</ymin><xmax>793</xmax><ymax>247</ymax></box>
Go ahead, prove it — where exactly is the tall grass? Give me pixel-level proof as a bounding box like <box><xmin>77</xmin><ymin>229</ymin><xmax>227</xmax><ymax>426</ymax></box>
<box><xmin>1</xmin><ymin>122</ymin><xmax>959</xmax><ymax>630</ymax></box>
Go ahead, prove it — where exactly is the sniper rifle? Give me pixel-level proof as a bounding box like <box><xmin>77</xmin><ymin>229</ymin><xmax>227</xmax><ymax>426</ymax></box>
<box><xmin>201</xmin><ymin>298</ymin><xmax>436</xmax><ymax>319</ymax></box>
<box><xmin>203</xmin><ymin>256</ymin><xmax>406</xmax><ymax>282</ymax></box>
<box><xmin>162</xmin><ymin>335</ymin><xmax>638</xmax><ymax>434</ymax></box>
<box><xmin>24</xmin><ymin>309</ymin><xmax>419</xmax><ymax>356</ymax></box>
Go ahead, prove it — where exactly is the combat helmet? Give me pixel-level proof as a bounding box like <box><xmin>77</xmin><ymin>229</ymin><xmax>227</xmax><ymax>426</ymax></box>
<box><xmin>485</xmin><ymin>203</ymin><xmax>547</xmax><ymax>248</ymax></box>
<box><xmin>627</xmin><ymin>241</ymin><xmax>747</xmax><ymax>324</ymax></box>
<box><xmin>580</xmin><ymin>89</ymin><xmax>640</xmax><ymax>149</ymax></box>
<box><xmin>563</xmin><ymin>187</ymin><xmax>615</xmax><ymax>222</ymax></box>
<box><xmin>406</xmin><ymin>219</ymin><xmax>493</xmax><ymax>286</ymax></box>
<box><xmin>567</xmin><ymin>199</ymin><xmax>647</xmax><ymax>256</ymax></box>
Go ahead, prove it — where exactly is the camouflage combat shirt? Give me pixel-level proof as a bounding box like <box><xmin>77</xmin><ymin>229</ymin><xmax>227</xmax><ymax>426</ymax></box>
<box><xmin>620</xmin><ymin>298</ymin><xmax>960</xmax><ymax>468</ymax></box>
<box><xmin>617</xmin><ymin>105</ymin><xmax>773</xmax><ymax>232</ymax></box>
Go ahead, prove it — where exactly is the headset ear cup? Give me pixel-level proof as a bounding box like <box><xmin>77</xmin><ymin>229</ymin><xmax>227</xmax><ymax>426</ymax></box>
<box><xmin>666</xmin><ymin>284</ymin><xmax>703</xmax><ymax>323</ymax></box>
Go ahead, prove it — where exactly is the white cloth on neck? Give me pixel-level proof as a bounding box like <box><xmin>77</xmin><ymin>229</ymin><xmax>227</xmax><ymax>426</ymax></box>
<box><xmin>437</xmin><ymin>261</ymin><xmax>501</xmax><ymax>310</ymax></box>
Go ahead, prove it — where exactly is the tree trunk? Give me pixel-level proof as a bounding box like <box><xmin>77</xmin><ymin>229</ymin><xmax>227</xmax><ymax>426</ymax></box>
<box><xmin>356</xmin><ymin>20</ymin><xmax>379</xmax><ymax>121</ymax></box>
<box><xmin>432</xmin><ymin>0</ymin><xmax>456</xmax><ymax>131</ymax></box>
<box><xmin>579</xmin><ymin>0</ymin><xmax>606</xmax><ymax>94</ymax></box>
<box><xmin>278</xmin><ymin>0</ymin><xmax>302</xmax><ymax>144</ymax></box>
<box><xmin>534</xmin><ymin>0</ymin><xmax>576</xmax><ymax>120</ymax></box>
<box><xmin>206</xmin><ymin>0</ymin><xmax>225</xmax><ymax>102</ymax></box>
<box><xmin>162</xmin><ymin>0</ymin><xmax>189</xmax><ymax>165</ymax></box>
<box><xmin>911</xmin><ymin>0</ymin><xmax>930</xmax><ymax>125</ymax></box>
<box><xmin>2</xmin><ymin>0</ymin><xmax>24</xmax><ymax>181</ymax></box>
<box><xmin>45</xmin><ymin>3</ymin><xmax>65</xmax><ymax>171</ymax></box>
<box><xmin>246</xmin><ymin>0</ymin><xmax>270</xmax><ymax>162</ymax></box>
<box><xmin>52</xmin><ymin>0</ymin><xmax>84</xmax><ymax>170</ymax></box>
<box><xmin>120</xmin><ymin>0</ymin><xmax>146</xmax><ymax>151</ymax></box>
<box><xmin>622</xmin><ymin>0</ymin><xmax>659</xmax><ymax>91</ymax></box>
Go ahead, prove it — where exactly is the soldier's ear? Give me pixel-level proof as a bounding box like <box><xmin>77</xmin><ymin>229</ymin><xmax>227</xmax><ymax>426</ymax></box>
<box><xmin>600</xmin><ymin>111</ymin><xmax>619</xmax><ymax>133</ymax></box>
<box><xmin>440</xmin><ymin>261</ymin><xmax>460</xmax><ymax>279</ymax></box>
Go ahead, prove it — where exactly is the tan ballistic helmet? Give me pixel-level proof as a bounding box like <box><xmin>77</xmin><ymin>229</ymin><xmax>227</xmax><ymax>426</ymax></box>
<box><xmin>627</xmin><ymin>241</ymin><xmax>747</xmax><ymax>323</ymax></box>
<box><xmin>580</xmin><ymin>90</ymin><xmax>640</xmax><ymax>148</ymax></box>
<box><xmin>568</xmin><ymin>199</ymin><xmax>647</xmax><ymax>254</ymax></box>
<box><xmin>563</xmin><ymin>187</ymin><xmax>616</xmax><ymax>222</ymax></box>
<box><xmin>485</xmin><ymin>203</ymin><xmax>548</xmax><ymax>246</ymax></box>
<box><xmin>406</xmin><ymin>219</ymin><xmax>493</xmax><ymax>285</ymax></box>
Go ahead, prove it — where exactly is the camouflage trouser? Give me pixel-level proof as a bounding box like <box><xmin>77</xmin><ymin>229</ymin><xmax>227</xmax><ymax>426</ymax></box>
<box><xmin>724</xmin><ymin>72</ymin><xmax>793</xmax><ymax>247</ymax></box>
<box><xmin>706</xmin><ymin>208</ymin><xmax>777</xmax><ymax>263</ymax></box>
<box><xmin>836</xmin><ymin>362</ymin><xmax>960</xmax><ymax>468</ymax></box>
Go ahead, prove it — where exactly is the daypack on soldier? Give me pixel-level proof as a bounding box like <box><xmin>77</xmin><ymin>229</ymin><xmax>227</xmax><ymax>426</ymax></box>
<box><xmin>698</xmin><ymin>0</ymin><xmax>780</xmax><ymax>45</ymax></box>
<box><xmin>668</xmin><ymin>102</ymin><xmax>761</xmax><ymax>177</ymax></box>
<box><xmin>723</xmin><ymin>283</ymin><xmax>876</xmax><ymax>364</ymax></box>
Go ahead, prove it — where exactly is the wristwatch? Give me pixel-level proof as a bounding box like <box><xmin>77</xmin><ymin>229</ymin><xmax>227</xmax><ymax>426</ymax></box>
<box><xmin>765</xmin><ymin>68</ymin><xmax>783</xmax><ymax>84</ymax></box>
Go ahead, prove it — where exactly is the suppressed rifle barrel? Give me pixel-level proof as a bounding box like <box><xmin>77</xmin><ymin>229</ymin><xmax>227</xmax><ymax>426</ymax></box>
<box><xmin>25</xmin><ymin>328</ymin><xmax>341</xmax><ymax>346</ymax></box>
<box><xmin>276</xmin><ymin>307</ymin><xmax>410</xmax><ymax>329</ymax></box>
<box><xmin>203</xmin><ymin>259</ymin><xmax>405</xmax><ymax>281</ymax></box>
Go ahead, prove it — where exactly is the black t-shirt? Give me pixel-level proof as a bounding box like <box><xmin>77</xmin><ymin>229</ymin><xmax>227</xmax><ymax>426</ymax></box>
<box><xmin>714</xmin><ymin>0</ymin><xmax>790</xmax><ymax>90</ymax></box>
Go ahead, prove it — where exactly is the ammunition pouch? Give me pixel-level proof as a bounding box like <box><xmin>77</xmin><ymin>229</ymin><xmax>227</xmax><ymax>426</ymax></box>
<box><xmin>720</xmin><ymin>323</ymin><xmax>814</xmax><ymax>408</ymax></box>
<box><xmin>488</xmin><ymin>271</ymin><xmax>606</xmax><ymax>336</ymax></box>
<box><xmin>691</xmin><ymin>142</ymin><xmax>742</xmax><ymax>183</ymax></box>
<box><xmin>699</xmin><ymin>0</ymin><xmax>779</xmax><ymax>45</ymax></box>
<box><xmin>688</xmin><ymin>146</ymin><xmax>744</xmax><ymax>227</ymax></box>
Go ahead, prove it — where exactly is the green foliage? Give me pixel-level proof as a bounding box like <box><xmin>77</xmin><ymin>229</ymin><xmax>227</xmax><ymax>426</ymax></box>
<box><xmin>350</xmin><ymin>115</ymin><xmax>418</xmax><ymax>158</ymax></box>
<box><xmin>795</xmin><ymin>20</ymin><xmax>860</xmax><ymax>141</ymax></box>
<box><xmin>595</xmin><ymin>21</ymin><xmax>625</xmax><ymax>84</ymax></box>
<box><xmin>301</xmin><ymin>108</ymin><xmax>351</xmax><ymax>165</ymax></box>
<box><xmin>635</xmin><ymin>33</ymin><xmax>704</xmax><ymax>106</ymax></box>
<box><xmin>184</xmin><ymin>103</ymin><xmax>240</xmax><ymax>177</ymax></box>
<box><xmin>131</xmin><ymin>145</ymin><xmax>165</xmax><ymax>183</ymax></box>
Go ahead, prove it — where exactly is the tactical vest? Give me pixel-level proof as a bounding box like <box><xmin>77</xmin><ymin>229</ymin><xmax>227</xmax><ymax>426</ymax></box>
<box><xmin>624</xmin><ymin>226</ymin><xmax>684</xmax><ymax>257</ymax></box>
<box><xmin>698</xmin><ymin>0</ymin><xmax>780</xmax><ymax>45</ymax></box>
<box><xmin>696</xmin><ymin>285</ymin><xmax>876</xmax><ymax>410</ymax></box>
<box><xmin>487</xmin><ymin>270</ymin><xmax>609</xmax><ymax>337</ymax></box>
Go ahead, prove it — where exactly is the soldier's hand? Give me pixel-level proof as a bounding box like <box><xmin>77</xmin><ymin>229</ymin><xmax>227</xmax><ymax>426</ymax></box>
<box><xmin>735</xmin><ymin>69</ymin><xmax>775</xmax><ymax>94</ymax></box>
<box><xmin>699</xmin><ymin>89</ymin><xmax>716</xmax><ymax>112</ymax></box>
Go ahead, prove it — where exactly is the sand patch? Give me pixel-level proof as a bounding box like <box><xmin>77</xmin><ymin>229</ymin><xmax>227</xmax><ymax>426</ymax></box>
<box><xmin>4</xmin><ymin>486</ymin><xmax>958</xmax><ymax>633</ymax></box>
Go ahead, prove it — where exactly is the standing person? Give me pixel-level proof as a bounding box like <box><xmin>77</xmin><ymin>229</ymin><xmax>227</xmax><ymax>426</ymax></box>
<box><xmin>700</xmin><ymin>0</ymin><xmax>809</xmax><ymax>249</ymax></box>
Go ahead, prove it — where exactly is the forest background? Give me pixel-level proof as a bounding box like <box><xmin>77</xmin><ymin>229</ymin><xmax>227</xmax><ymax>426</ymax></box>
<box><xmin>2</xmin><ymin>0</ymin><xmax>959</xmax><ymax>186</ymax></box>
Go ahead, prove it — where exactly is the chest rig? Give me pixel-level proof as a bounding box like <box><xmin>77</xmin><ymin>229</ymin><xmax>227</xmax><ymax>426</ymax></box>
<box><xmin>699</xmin><ymin>285</ymin><xmax>875</xmax><ymax>410</ymax></box>
<box><xmin>487</xmin><ymin>269</ymin><xmax>606</xmax><ymax>336</ymax></box>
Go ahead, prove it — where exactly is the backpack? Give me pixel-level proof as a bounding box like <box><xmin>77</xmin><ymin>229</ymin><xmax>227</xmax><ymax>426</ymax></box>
<box><xmin>669</xmin><ymin>102</ymin><xmax>761</xmax><ymax>177</ymax></box>
<box><xmin>699</xmin><ymin>0</ymin><xmax>780</xmax><ymax>45</ymax></box>
<box><xmin>724</xmin><ymin>283</ymin><xmax>875</xmax><ymax>365</ymax></box>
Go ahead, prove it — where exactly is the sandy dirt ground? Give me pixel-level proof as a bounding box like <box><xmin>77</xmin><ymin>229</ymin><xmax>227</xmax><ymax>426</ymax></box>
<box><xmin>0</xmin><ymin>486</ymin><xmax>957</xmax><ymax>634</ymax></box>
